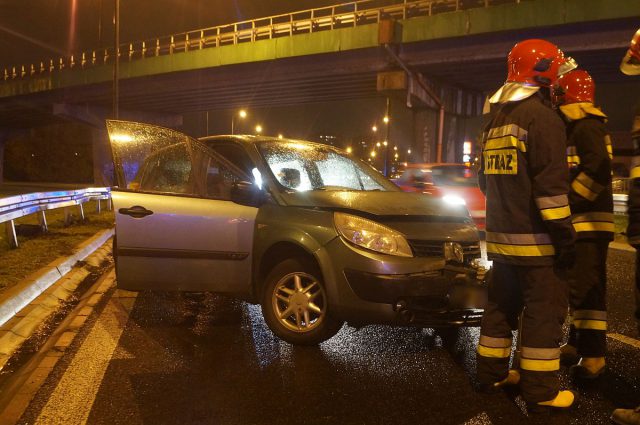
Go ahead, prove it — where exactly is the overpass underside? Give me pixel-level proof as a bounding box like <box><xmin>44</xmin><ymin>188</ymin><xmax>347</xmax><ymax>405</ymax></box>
<box><xmin>0</xmin><ymin>0</ymin><xmax>638</xmax><ymax>184</ymax></box>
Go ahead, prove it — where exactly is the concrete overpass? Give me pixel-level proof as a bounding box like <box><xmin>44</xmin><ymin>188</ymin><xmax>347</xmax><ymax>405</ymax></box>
<box><xmin>0</xmin><ymin>0</ymin><xmax>638</xmax><ymax>184</ymax></box>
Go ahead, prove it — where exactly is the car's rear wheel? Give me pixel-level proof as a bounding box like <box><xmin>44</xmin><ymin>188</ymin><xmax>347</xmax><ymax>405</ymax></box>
<box><xmin>261</xmin><ymin>258</ymin><xmax>343</xmax><ymax>345</ymax></box>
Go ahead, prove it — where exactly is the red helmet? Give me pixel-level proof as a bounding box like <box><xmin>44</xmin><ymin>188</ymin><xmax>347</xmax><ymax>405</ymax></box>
<box><xmin>621</xmin><ymin>28</ymin><xmax>640</xmax><ymax>75</ymax></box>
<box><xmin>554</xmin><ymin>69</ymin><xmax>595</xmax><ymax>105</ymax></box>
<box><xmin>507</xmin><ymin>39</ymin><xmax>576</xmax><ymax>87</ymax></box>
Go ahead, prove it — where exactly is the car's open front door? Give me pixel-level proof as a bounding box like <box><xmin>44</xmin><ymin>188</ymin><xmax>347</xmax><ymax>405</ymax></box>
<box><xmin>107</xmin><ymin>120</ymin><xmax>258</xmax><ymax>293</ymax></box>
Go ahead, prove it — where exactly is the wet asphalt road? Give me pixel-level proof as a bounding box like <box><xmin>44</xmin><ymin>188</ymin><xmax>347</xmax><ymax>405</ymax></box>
<box><xmin>16</xmin><ymin>248</ymin><xmax>640</xmax><ymax>425</ymax></box>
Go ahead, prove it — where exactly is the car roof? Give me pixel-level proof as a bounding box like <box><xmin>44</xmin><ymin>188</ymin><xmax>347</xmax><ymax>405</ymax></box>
<box><xmin>198</xmin><ymin>134</ymin><xmax>340</xmax><ymax>152</ymax></box>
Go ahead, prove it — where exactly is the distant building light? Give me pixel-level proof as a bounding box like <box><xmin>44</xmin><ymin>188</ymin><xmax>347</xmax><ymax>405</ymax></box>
<box><xmin>463</xmin><ymin>141</ymin><xmax>472</xmax><ymax>155</ymax></box>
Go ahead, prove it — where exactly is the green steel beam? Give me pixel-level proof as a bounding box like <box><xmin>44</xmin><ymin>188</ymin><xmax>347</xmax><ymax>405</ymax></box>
<box><xmin>1</xmin><ymin>0</ymin><xmax>638</xmax><ymax>99</ymax></box>
<box><xmin>402</xmin><ymin>0</ymin><xmax>640</xmax><ymax>41</ymax></box>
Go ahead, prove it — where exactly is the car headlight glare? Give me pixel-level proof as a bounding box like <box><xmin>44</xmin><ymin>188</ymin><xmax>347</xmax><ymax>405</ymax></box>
<box><xmin>442</xmin><ymin>194</ymin><xmax>466</xmax><ymax>206</ymax></box>
<box><xmin>334</xmin><ymin>212</ymin><xmax>413</xmax><ymax>257</ymax></box>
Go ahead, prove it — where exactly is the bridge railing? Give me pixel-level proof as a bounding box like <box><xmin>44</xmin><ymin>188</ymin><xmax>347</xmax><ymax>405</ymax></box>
<box><xmin>0</xmin><ymin>187</ymin><xmax>111</xmax><ymax>248</ymax></box>
<box><xmin>1</xmin><ymin>0</ymin><xmax>524</xmax><ymax>82</ymax></box>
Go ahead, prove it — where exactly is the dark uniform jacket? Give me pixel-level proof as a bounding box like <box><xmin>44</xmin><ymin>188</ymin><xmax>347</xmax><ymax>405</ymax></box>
<box><xmin>479</xmin><ymin>93</ymin><xmax>576</xmax><ymax>266</ymax></box>
<box><xmin>561</xmin><ymin>105</ymin><xmax>614</xmax><ymax>241</ymax></box>
<box><xmin>627</xmin><ymin>105</ymin><xmax>640</xmax><ymax>246</ymax></box>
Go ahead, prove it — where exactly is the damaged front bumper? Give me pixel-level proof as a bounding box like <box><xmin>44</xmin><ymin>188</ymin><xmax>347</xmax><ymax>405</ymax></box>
<box><xmin>343</xmin><ymin>261</ymin><xmax>488</xmax><ymax>327</ymax></box>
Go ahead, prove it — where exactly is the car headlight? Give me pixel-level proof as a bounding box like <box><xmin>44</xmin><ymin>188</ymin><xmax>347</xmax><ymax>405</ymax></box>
<box><xmin>442</xmin><ymin>194</ymin><xmax>466</xmax><ymax>206</ymax></box>
<box><xmin>334</xmin><ymin>212</ymin><xmax>413</xmax><ymax>257</ymax></box>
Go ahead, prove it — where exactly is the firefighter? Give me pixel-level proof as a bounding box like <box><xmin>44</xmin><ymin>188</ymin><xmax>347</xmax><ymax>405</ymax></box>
<box><xmin>476</xmin><ymin>38</ymin><xmax>577</xmax><ymax>414</ymax></box>
<box><xmin>610</xmin><ymin>27</ymin><xmax>640</xmax><ymax>425</ymax></box>
<box><xmin>553</xmin><ymin>69</ymin><xmax>613</xmax><ymax>380</ymax></box>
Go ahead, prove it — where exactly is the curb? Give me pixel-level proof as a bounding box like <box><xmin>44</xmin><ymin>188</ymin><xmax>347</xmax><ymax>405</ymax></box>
<box><xmin>0</xmin><ymin>237</ymin><xmax>114</xmax><ymax>370</ymax></box>
<box><xmin>0</xmin><ymin>228</ymin><xmax>114</xmax><ymax>327</ymax></box>
<box><xmin>609</xmin><ymin>241</ymin><xmax>636</xmax><ymax>252</ymax></box>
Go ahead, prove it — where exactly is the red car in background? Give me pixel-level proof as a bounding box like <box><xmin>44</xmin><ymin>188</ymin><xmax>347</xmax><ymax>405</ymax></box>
<box><xmin>394</xmin><ymin>163</ymin><xmax>486</xmax><ymax>230</ymax></box>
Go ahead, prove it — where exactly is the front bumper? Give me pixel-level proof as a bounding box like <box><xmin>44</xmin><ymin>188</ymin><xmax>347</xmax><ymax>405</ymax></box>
<box><xmin>343</xmin><ymin>264</ymin><xmax>487</xmax><ymax>327</ymax></box>
<box><xmin>317</xmin><ymin>235</ymin><xmax>487</xmax><ymax>328</ymax></box>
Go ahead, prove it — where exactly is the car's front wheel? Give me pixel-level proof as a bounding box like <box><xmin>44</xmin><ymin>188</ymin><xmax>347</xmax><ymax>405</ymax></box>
<box><xmin>261</xmin><ymin>258</ymin><xmax>343</xmax><ymax>345</ymax></box>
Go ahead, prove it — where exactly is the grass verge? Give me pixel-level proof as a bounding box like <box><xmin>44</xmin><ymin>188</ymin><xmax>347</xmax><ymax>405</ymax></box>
<box><xmin>0</xmin><ymin>200</ymin><xmax>114</xmax><ymax>294</ymax></box>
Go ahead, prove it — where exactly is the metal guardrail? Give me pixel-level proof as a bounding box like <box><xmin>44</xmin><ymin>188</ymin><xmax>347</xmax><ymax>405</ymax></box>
<box><xmin>614</xmin><ymin>193</ymin><xmax>629</xmax><ymax>214</ymax></box>
<box><xmin>1</xmin><ymin>0</ymin><xmax>524</xmax><ymax>82</ymax></box>
<box><xmin>0</xmin><ymin>187</ymin><xmax>111</xmax><ymax>248</ymax></box>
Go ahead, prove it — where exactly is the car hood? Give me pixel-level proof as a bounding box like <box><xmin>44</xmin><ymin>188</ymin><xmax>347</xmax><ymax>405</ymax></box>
<box><xmin>280</xmin><ymin>190</ymin><xmax>470</xmax><ymax>219</ymax></box>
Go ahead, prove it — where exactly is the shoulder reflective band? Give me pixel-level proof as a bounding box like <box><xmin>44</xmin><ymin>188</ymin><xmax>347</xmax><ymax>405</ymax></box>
<box><xmin>486</xmin><ymin>124</ymin><xmax>528</xmax><ymax>146</ymax></box>
<box><xmin>520</xmin><ymin>347</ymin><xmax>560</xmax><ymax>372</ymax></box>
<box><xmin>572</xmin><ymin>309</ymin><xmax>607</xmax><ymax>330</ymax></box>
<box><xmin>484</xmin><ymin>136</ymin><xmax>527</xmax><ymax>153</ymax></box>
<box><xmin>478</xmin><ymin>335</ymin><xmax>512</xmax><ymax>358</ymax></box>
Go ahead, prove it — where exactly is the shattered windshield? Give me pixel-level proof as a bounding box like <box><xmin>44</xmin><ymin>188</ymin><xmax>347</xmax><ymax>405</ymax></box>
<box><xmin>258</xmin><ymin>141</ymin><xmax>398</xmax><ymax>192</ymax></box>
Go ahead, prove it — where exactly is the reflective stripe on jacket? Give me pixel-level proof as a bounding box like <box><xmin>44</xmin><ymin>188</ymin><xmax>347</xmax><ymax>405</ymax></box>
<box><xmin>479</xmin><ymin>94</ymin><xmax>576</xmax><ymax>266</ymax></box>
<box><xmin>561</xmin><ymin>108</ymin><xmax>614</xmax><ymax>241</ymax></box>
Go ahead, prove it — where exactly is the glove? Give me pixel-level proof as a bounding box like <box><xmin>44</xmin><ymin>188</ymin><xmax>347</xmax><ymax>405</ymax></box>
<box><xmin>555</xmin><ymin>244</ymin><xmax>576</xmax><ymax>269</ymax></box>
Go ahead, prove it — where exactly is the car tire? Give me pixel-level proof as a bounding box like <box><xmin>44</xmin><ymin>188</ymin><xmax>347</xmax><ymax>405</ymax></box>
<box><xmin>261</xmin><ymin>258</ymin><xmax>343</xmax><ymax>345</ymax></box>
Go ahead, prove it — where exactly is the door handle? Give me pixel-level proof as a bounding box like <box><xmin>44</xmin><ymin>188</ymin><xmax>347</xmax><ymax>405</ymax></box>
<box><xmin>118</xmin><ymin>205</ymin><xmax>153</xmax><ymax>218</ymax></box>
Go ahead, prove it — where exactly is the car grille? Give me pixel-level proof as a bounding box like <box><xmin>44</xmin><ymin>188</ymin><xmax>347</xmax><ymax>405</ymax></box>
<box><xmin>408</xmin><ymin>240</ymin><xmax>481</xmax><ymax>259</ymax></box>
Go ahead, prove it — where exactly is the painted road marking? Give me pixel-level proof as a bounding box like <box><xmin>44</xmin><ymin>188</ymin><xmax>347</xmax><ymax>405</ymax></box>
<box><xmin>464</xmin><ymin>411</ymin><xmax>492</xmax><ymax>424</ymax></box>
<box><xmin>34</xmin><ymin>274</ymin><xmax>135</xmax><ymax>425</ymax></box>
<box><xmin>607</xmin><ymin>333</ymin><xmax>640</xmax><ymax>350</ymax></box>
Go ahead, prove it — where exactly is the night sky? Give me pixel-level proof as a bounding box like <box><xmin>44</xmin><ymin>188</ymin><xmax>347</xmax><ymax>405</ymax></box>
<box><xmin>0</xmin><ymin>0</ymin><xmax>342</xmax><ymax>69</ymax></box>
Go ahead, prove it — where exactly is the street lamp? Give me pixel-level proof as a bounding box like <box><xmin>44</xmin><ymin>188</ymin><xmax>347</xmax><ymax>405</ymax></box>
<box><xmin>255</xmin><ymin>124</ymin><xmax>263</xmax><ymax>134</ymax></box>
<box><xmin>278</xmin><ymin>133</ymin><xmax>283</xmax><ymax>139</ymax></box>
<box><xmin>346</xmin><ymin>147</ymin><xmax>353</xmax><ymax>154</ymax></box>
<box><xmin>231</xmin><ymin>109</ymin><xmax>247</xmax><ymax>135</ymax></box>
<box><xmin>372</xmin><ymin>125</ymin><xmax>378</xmax><ymax>133</ymax></box>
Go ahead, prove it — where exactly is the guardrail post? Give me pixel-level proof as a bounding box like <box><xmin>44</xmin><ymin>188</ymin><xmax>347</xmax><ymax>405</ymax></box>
<box><xmin>5</xmin><ymin>220</ymin><xmax>18</xmax><ymax>248</ymax></box>
<box><xmin>107</xmin><ymin>197</ymin><xmax>112</xmax><ymax>211</ymax></box>
<box><xmin>38</xmin><ymin>211</ymin><xmax>48</xmax><ymax>233</ymax></box>
<box><xmin>78</xmin><ymin>204</ymin><xmax>85</xmax><ymax>222</ymax></box>
<box><xmin>96</xmin><ymin>199</ymin><xmax>102</xmax><ymax>213</ymax></box>
<box><xmin>64</xmin><ymin>207</ymin><xmax>72</xmax><ymax>226</ymax></box>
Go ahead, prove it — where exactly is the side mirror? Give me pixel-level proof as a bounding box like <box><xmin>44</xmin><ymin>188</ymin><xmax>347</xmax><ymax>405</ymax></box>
<box><xmin>230</xmin><ymin>181</ymin><xmax>268</xmax><ymax>208</ymax></box>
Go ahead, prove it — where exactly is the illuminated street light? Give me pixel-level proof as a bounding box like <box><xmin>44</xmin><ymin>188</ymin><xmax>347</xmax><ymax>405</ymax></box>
<box><xmin>383</xmin><ymin>141</ymin><xmax>388</xmax><ymax>147</ymax></box>
<box><xmin>231</xmin><ymin>109</ymin><xmax>248</xmax><ymax>135</ymax></box>
<box><xmin>407</xmin><ymin>149</ymin><xmax>412</xmax><ymax>154</ymax></box>
<box><xmin>394</xmin><ymin>146</ymin><xmax>398</xmax><ymax>151</ymax></box>
<box><xmin>346</xmin><ymin>147</ymin><xmax>353</xmax><ymax>154</ymax></box>
<box><xmin>370</xmin><ymin>150</ymin><xmax>377</xmax><ymax>158</ymax></box>
<box><xmin>376</xmin><ymin>142</ymin><xmax>381</xmax><ymax>148</ymax></box>
<box><xmin>383</xmin><ymin>116</ymin><xmax>389</xmax><ymax>124</ymax></box>
<box><xmin>278</xmin><ymin>134</ymin><xmax>283</xmax><ymax>139</ymax></box>
<box><xmin>255</xmin><ymin>124</ymin><xmax>263</xmax><ymax>134</ymax></box>
<box><xmin>372</xmin><ymin>125</ymin><xmax>378</xmax><ymax>132</ymax></box>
